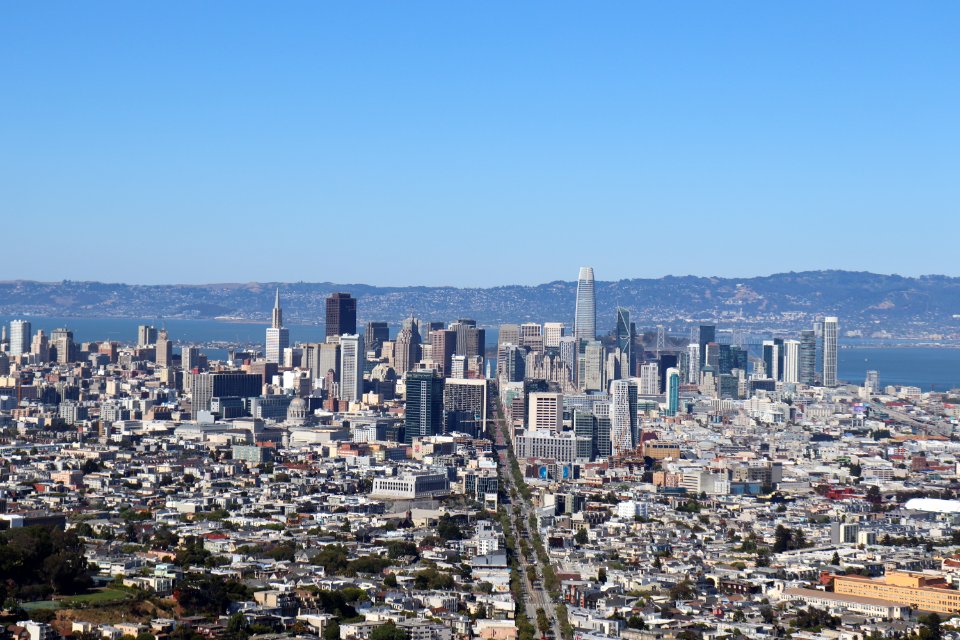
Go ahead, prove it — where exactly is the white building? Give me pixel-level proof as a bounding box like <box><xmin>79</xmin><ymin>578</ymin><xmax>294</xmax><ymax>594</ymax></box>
<box><xmin>338</xmin><ymin>334</ymin><xmax>364</xmax><ymax>402</ymax></box>
<box><xmin>823</xmin><ymin>316</ymin><xmax>839</xmax><ymax>387</ymax></box>
<box><xmin>528</xmin><ymin>392</ymin><xmax>563</xmax><ymax>432</ymax></box>
<box><xmin>370</xmin><ymin>472</ymin><xmax>450</xmax><ymax>499</ymax></box>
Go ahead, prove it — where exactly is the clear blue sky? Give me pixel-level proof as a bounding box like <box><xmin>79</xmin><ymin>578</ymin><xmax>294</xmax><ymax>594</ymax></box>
<box><xmin>2</xmin><ymin>2</ymin><xmax>958</xmax><ymax>286</ymax></box>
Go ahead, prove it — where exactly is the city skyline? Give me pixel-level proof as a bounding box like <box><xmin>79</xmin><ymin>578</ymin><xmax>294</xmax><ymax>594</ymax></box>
<box><xmin>3</xmin><ymin>3</ymin><xmax>960</xmax><ymax>286</ymax></box>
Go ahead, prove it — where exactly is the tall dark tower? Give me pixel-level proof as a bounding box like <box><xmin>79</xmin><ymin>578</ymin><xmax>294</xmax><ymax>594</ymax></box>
<box><xmin>404</xmin><ymin>370</ymin><xmax>444</xmax><ymax>444</ymax></box>
<box><xmin>325</xmin><ymin>292</ymin><xmax>357</xmax><ymax>338</ymax></box>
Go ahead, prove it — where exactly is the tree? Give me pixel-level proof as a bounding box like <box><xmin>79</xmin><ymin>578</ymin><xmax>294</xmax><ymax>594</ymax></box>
<box><xmin>370</xmin><ymin>621</ymin><xmax>410</xmax><ymax>640</ymax></box>
<box><xmin>436</xmin><ymin>515</ymin><xmax>464</xmax><ymax>541</ymax></box>
<box><xmin>597</xmin><ymin>567</ymin><xmax>607</xmax><ymax>583</ymax></box>
<box><xmin>536</xmin><ymin>608</ymin><xmax>550</xmax><ymax>634</ymax></box>
<box><xmin>668</xmin><ymin>580</ymin><xmax>696</xmax><ymax>602</ymax></box>
<box><xmin>323</xmin><ymin>621</ymin><xmax>340</xmax><ymax>640</ymax></box>
<box><xmin>918</xmin><ymin>613</ymin><xmax>943</xmax><ymax>640</ymax></box>
<box><xmin>574</xmin><ymin>529</ymin><xmax>588</xmax><ymax>545</ymax></box>
<box><xmin>831</xmin><ymin>552</ymin><xmax>841</xmax><ymax>565</ymax></box>
<box><xmin>627</xmin><ymin>616</ymin><xmax>646</xmax><ymax>630</ymax></box>
<box><xmin>383</xmin><ymin>573</ymin><xmax>398</xmax><ymax>588</ymax></box>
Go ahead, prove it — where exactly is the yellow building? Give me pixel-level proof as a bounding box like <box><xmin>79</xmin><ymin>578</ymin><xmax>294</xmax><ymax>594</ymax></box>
<box><xmin>833</xmin><ymin>571</ymin><xmax>960</xmax><ymax>615</ymax></box>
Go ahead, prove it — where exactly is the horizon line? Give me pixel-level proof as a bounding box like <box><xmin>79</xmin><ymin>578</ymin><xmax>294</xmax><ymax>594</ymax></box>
<box><xmin>0</xmin><ymin>269</ymin><xmax>953</xmax><ymax>290</ymax></box>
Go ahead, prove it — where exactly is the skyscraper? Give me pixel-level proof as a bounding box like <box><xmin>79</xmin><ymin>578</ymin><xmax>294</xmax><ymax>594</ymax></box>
<box><xmin>182</xmin><ymin>346</ymin><xmax>200</xmax><ymax>372</ymax></box>
<box><xmin>339</xmin><ymin>334</ymin><xmax>364</xmax><ymax>402</ymax></box>
<box><xmin>783</xmin><ymin>339</ymin><xmax>800</xmax><ymax>384</ymax></box>
<box><xmin>686</xmin><ymin>343</ymin><xmax>700</xmax><ymax>384</ymax></box>
<box><xmin>823</xmin><ymin>316</ymin><xmax>839</xmax><ymax>387</ymax></box>
<box><xmin>528</xmin><ymin>392</ymin><xmax>563</xmax><ymax>432</ymax></box>
<box><xmin>266</xmin><ymin>289</ymin><xmax>290</xmax><ymax>364</ymax></box>
<box><xmin>609</xmin><ymin>379</ymin><xmax>638</xmax><ymax>456</ymax></box>
<box><xmin>395</xmin><ymin>325</ymin><xmax>421</xmax><ymax>374</ymax></box>
<box><xmin>31</xmin><ymin>330</ymin><xmax>49</xmax><ymax>362</ymax></box>
<box><xmin>665</xmin><ymin>367</ymin><xmax>681</xmax><ymax>417</ymax></box>
<box><xmin>325</xmin><ymin>292</ymin><xmax>357</xmax><ymax>338</ymax></box>
<box><xmin>519</xmin><ymin>323</ymin><xmax>543</xmax><ymax>352</ymax></box>
<box><xmin>9</xmin><ymin>320</ymin><xmax>30</xmax><ymax>356</ymax></box>
<box><xmin>574</xmin><ymin>267</ymin><xmax>596</xmax><ymax>341</ymax></box>
<box><xmin>430</xmin><ymin>329</ymin><xmax>457</xmax><ymax>377</ymax></box>
<box><xmin>615</xmin><ymin>307</ymin><xmax>635</xmax><ymax>379</ymax></box>
<box><xmin>579</xmin><ymin>340</ymin><xmax>605</xmax><ymax>391</ymax></box>
<box><xmin>365</xmin><ymin>322</ymin><xmax>390</xmax><ymax>355</ymax></box>
<box><xmin>51</xmin><ymin>328</ymin><xmax>74</xmax><ymax>364</ymax></box>
<box><xmin>137</xmin><ymin>324</ymin><xmax>157</xmax><ymax>347</ymax></box>
<box><xmin>449</xmin><ymin>319</ymin><xmax>485</xmax><ymax>359</ymax></box>
<box><xmin>799</xmin><ymin>329</ymin><xmax>817</xmax><ymax>385</ymax></box>
<box><xmin>762</xmin><ymin>341</ymin><xmax>780</xmax><ymax>380</ymax></box>
<box><xmin>543</xmin><ymin>322</ymin><xmax>565</xmax><ymax>349</ymax></box>
<box><xmin>697</xmin><ymin>324</ymin><xmax>716</xmax><ymax>371</ymax></box>
<box><xmin>404</xmin><ymin>370</ymin><xmax>444</xmax><ymax>444</ymax></box>
<box><xmin>156</xmin><ymin>329</ymin><xmax>173</xmax><ymax>367</ymax></box>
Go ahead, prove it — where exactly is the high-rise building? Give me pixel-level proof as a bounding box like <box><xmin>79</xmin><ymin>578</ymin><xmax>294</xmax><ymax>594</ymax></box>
<box><xmin>339</xmin><ymin>334</ymin><xmax>364</xmax><ymax>402</ymax></box>
<box><xmin>574</xmin><ymin>266</ymin><xmax>596</xmax><ymax>341</ymax></box>
<box><xmin>31</xmin><ymin>330</ymin><xmax>49</xmax><ymax>362</ymax></box>
<box><xmin>430</xmin><ymin>329</ymin><xmax>457</xmax><ymax>377</ymax></box>
<box><xmin>497</xmin><ymin>343</ymin><xmax>526</xmax><ymax>383</ymax></box>
<box><xmin>156</xmin><ymin>329</ymin><xmax>173</xmax><ymax>367</ymax></box>
<box><xmin>404</xmin><ymin>370</ymin><xmax>444</xmax><ymax>444</ymax></box>
<box><xmin>799</xmin><ymin>329</ymin><xmax>817</xmax><ymax>385</ymax></box>
<box><xmin>639</xmin><ymin>362</ymin><xmax>660</xmax><ymax>396</ymax></box>
<box><xmin>686</xmin><ymin>343</ymin><xmax>700</xmax><ymax>384</ymax></box>
<box><xmin>449</xmin><ymin>319</ymin><xmax>484</xmax><ymax>358</ymax></box>
<box><xmin>443</xmin><ymin>378</ymin><xmax>487</xmax><ymax>436</ymax></box>
<box><xmin>325</xmin><ymin>292</ymin><xmax>357</xmax><ymax>338</ymax></box>
<box><xmin>190</xmin><ymin>371</ymin><xmax>263</xmax><ymax>413</ymax></box>
<box><xmin>498</xmin><ymin>323</ymin><xmax>520</xmax><ymax>347</ymax></box>
<box><xmin>9</xmin><ymin>320</ymin><xmax>30</xmax><ymax>356</ymax></box>
<box><xmin>698</xmin><ymin>325</ymin><xmax>716</xmax><ymax>370</ymax></box>
<box><xmin>519</xmin><ymin>323</ymin><xmax>543</xmax><ymax>352</ymax></box>
<box><xmin>579</xmin><ymin>340</ymin><xmax>604</xmax><ymax>392</ymax></box>
<box><xmin>559</xmin><ymin>337</ymin><xmax>578</xmax><ymax>386</ymax></box>
<box><xmin>543</xmin><ymin>322</ymin><xmax>565</xmax><ymax>349</ymax></box>
<box><xmin>137</xmin><ymin>324</ymin><xmax>157</xmax><ymax>347</ymax></box>
<box><xmin>615</xmin><ymin>308</ymin><xmax>635</xmax><ymax>379</ymax></box>
<box><xmin>394</xmin><ymin>326</ymin><xmax>421</xmax><ymax>374</ymax></box>
<box><xmin>865</xmin><ymin>370</ymin><xmax>880</xmax><ymax>394</ymax></box>
<box><xmin>182</xmin><ymin>346</ymin><xmax>200</xmax><ymax>372</ymax></box>
<box><xmin>51</xmin><ymin>328</ymin><xmax>74</xmax><ymax>364</ymax></box>
<box><xmin>365</xmin><ymin>322</ymin><xmax>390</xmax><ymax>355</ymax></box>
<box><xmin>762</xmin><ymin>341</ymin><xmax>780</xmax><ymax>381</ymax></box>
<box><xmin>823</xmin><ymin>316</ymin><xmax>839</xmax><ymax>387</ymax></box>
<box><xmin>665</xmin><ymin>367</ymin><xmax>680</xmax><ymax>417</ymax></box>
<box><xmin>318</xmin><ymin>342</ymin><xmax>341</xmax><ymax>381</ymax></box>
<box><xmin>266</xmin><ymin>289</ymin><xmax>290</xmax><ymax>364</ymax></box>
<box><xmin>528</xmin><ymin>392</ymin><xmax>563</xmax><ymax>432</ymax></box>
<box><xmin>609</xmin><ymin>379</ymin><xmax>638</xmax><ymax>456</ymax></box>
<box><xmin>783</xmin><ymin>339</ymin><xmax>800</xmax><ymax>384</ymax></box>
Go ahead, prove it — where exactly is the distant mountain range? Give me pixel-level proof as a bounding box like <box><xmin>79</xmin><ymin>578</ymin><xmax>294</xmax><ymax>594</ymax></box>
<box><xmin>1</xmin><ymin>271</ymin><xmax>959</xmax><ymax>336</ymax></box>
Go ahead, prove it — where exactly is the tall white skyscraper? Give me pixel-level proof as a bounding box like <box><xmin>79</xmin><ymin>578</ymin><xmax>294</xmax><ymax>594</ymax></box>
<box><xmin>9</xmin><ymin>320</ymin><xmax>31</xmax><ymax>356</ymax></box>
<box><xmin>822</xmin><ymin>317</ymin><xmax>839</xmax><ymax>387</ymax></box>
<box><xmin>543</xmin><ymin>322</ymin><xmax>565</xmax><ymax>348</ymax></box>
<box><xmin>639</xmin><ymin>362</ymin><xmax>660</xmax><ymax>396</ymax></box>
<box><xmin>610</xmin><ymin>379</ymin><xmax>637</xmax><ymax>457</ymax></box>
<box><xmin>266</xmin><ymin>289</ymin><xmax>290</xmax><ymax>364</ymax></box>
<box><xmin>686</xmin><ymin>343</ymin><xmax>700</xmax><ymax>384</ymax></box>
<box><xmin>339</xmin><ymin>333</ymin><xmax>364</xmax><ymax>402</ymax></box>
<box><xmin>782</xmin><ymin>339</ymin><xmax>800</xmax><ymax>384</ymax></box>
<box><xmin>574</xmin><ymin>266</ymin><xmax>596</xmax><ymax>341</ymax></box>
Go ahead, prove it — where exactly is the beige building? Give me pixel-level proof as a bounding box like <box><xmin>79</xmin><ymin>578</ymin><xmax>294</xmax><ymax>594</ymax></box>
<box><xmin>833</xmin><ymin>571</ymin><xmax>960</xmax><ymax>615</ymax></box>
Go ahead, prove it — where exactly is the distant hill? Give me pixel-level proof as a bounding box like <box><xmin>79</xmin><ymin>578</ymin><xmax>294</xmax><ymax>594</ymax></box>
<box><xmin>1</xmin><ymin>271</ymin><xmax>958</xmax><ymax>335</ymax></box>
